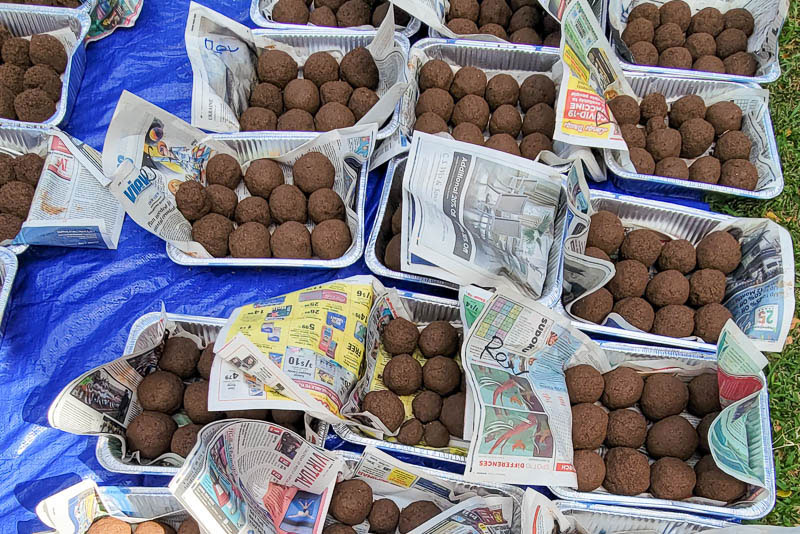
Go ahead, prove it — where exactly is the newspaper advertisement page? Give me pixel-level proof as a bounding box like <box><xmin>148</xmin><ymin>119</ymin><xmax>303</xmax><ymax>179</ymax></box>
<box><xmin>88</xmin><ymin>0</ymin><xmax>145</xmax><ymax>43</ymax></box>
<box><xmin>555</xmin><ymin>0</ymin><xmax>632</xmax><ymax>150</ymax></box>
<box><xmin>461</xmin><ymin>287</ymin><xmax>609</xmax><ymax>486</ymax></box>
<box><xmin>170</xmin><ymin>420</ymin><xmax>343</xmax><ymax>534</ymax></box>
<box><xmin>16</xmin><ymin>131</ymin><xmax>125</xmax><ymax>250</ymax></box>
<box><xmin>401</xmin><ymin>132</ymin><xmax>564</xmax><ymax>299</ymax></box>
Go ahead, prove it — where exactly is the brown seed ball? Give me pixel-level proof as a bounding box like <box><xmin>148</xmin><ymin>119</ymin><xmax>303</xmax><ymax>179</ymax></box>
<box><xmin>391</xmin><ymin>205</ymin><xmax>402</xmax><ymax>234</ymax></box>
<box><xmin>646</xmin><ymin>270</ymin><xmax>690</xmax><ymax>307</ymax></box>
<box><xmin>269</xmin><ymin>184</ymin><xmax>307</xmax><ymax>224</ymax></box>
<box><xmin>484</xmin><ymin>133</ymin><xmax>521</xmax><ymax>156</ymax></box>
<box><xmin>603</xmin><ymin>447</ymin><xmax>651</xmax><ymax>496</ymax></box>
<box><xmin>206</xmin><ymin>184</ymin><xmax>237</xmax><ymax>219</ymax></box>
<box><xmin>606</xmin><ymin>408</ymin><xmax>647</xmax><ymax>448</ymax></box>
<box><xmin>724</xmin><ymin>51</ymin><xmax>758</xmax><ymax>77</ymax></box>
<box><xmin>308</xmin><ymin>188</ymin><xmax>345</xmax><ymax>223</ymax></box>
<box><xmin>414</xmin><ymin>112</ymin><xmax>449</xmax><ymax>134</ymax></box>
<box><xmin>226</xmin><ymin>409</ymin><xmax>269</xmax><ymax>420</ymax></box>
<box><xmin>171</xmin><ymin>424</ymin><xmax>202</xmax><ymax>458</ymax></box>
<box><xmin>716</xmin><ymin>28</ymin><xmax>747</xmax><ymax>59</ymax></box>
<box><xmin>159</xmin><ymin>336</ymin><xmax>201</xmax><ymax>378</ymax></box>
<box><xmin>696</xmin><ymin>231</ymin><xmax>741</xmax><ymax>274</ymax></box>
<box><xmin>136</xmin><ymin>522</ymin><xmax>174</xmax><ymax>534</ymax></box>
<box><xmin>363</xmin><ymin>389</ymin><xmax>405</xmax><ymax>432</ymax></box>
<box><xmin>613</xmin><ymin>297</ymin><xmax>655</xmax><ymax>332</ymax></box>
<box><xmin>489</xmin><ymin>104</ymin><xmax>522</xmax><ymax>137</ymax></box>
<box><xmin>229</xmin><ymin>222</ymin><xmax>271</xmax><ymax>258</ymax></box>
<box><xmin>315</xmin><ymin>102</ymin><xmax>356</xmax><ymax>131</ymax></box>
<box><xmin>448</xmin><ymin>0</ymin><xmax>479</xmax><ymax>21</ymax></box>
<box><xmin>646</xmin><ymin>127</ymin><xmax>681</xmax><ymax>161</ymax></box>
<box><xmin>452</xmin><ymin>94</ymin><xmax>490</xmax><ymax>130</ymax></box>
<box><xmin>689</xmin><ymin>155</ymin><xmax>721</xmax><ymax>184</ymax></box>
<box><xmin>2</xmin><ymin>38</ymin><xmax>29</xmax><ymax>68</ymax></box>
<box><xmin>519</xmin><ymin>74</ymin><xmax>556</xmax><ymax>110</ymax></box>
<box><xmin>697</xmin><ymin>411</ymin><xmax>718</xmax><ymax>453</ymax></box>
<box><xmin>398</xmin><ymin>501</ymin><xmax>441</xmax><ymax>534</ymax></box>
<box><xmin>478</xmin><ymin>0</ymin><xmax>511</xmax><ymax>27</ymax></box>
<box><xmin>273</xmin><ymin>0</ymin><xmax>310</xmax><ymax>24</ymax></box>
<box><xmin>680</xmin><ymin>118</ymin><xmax>714</xmax><ymax>159</ymax></box>
<box><xmin>657</xmin><ymin>239</ymin><xmax>696</xmax><ymax>274</ymax></box>
<box><xmin>323</xmin><ymin>524</ymin><xmax>356</xmax><ymax>534</ymax></box>
<box><xmin>320</xmin><ymin>81</ymin><xmax>353</xmax><ymax>106</ymax></box>
<box><xmin>423</xmin><ymin>356</ymin><xmax>461</xmax><ymax>396</ymax></box>
<box><xmin>574</xmin><ymin>449</ymin><xmax>606</xmax><ymax>492</ymax></box>
<box><xmin>383</xmin><ymin>353</ymin><xmax>423</xmax><ymax>396</ymax></box>
<box><xmin>621</xmin><ymin>124</ymin><xmax>646</xmax><ymax>149</ymax></box>
<box><xmin>647</xmin><ymin>415</ymin><xmax>698</xmax><ymax>459</ymax></box>
<box><xmin>419</xmin><ymin>59</ymin><xmax>454</xmax><ymax>92</ymax></box>
<box><xmin>272</xmin><ymin>409</ymin><xmax>303</xmax><ymax>426</ymax></box>
<box><xmin>639</xmin><ymin>93</ymin><xmax>667</xmax><ymax>122</ymax></box>
<box><xmin>192</xmin><ymin>213</ymin><xmax>233</xmax><ymax>257</ymax></box>
<box><xmin>608</xmin><ymin>95</ymin><xmax>640</xmax><ymax>125</ymax></box>
<box><xmin>369</xmin><ymin>499</ymin><xmax>400</xmax><ymax>534</ymax></box>
<box><xmin>425</xmin><ymin>420</ymin><xmax>451</xmax><ymax>447</ymax></box>
<box><xmin>331</xmin><ymin>479</ymin><xmax>373</xmax><ymax>525</ymax></box>
<box><xmin>670</xmin><ymin>96</ymin><xmax>706</xmax><ymax>129</ymax></box>
<box><xmin>412</xmin><ymin>390</ymin><xmax>443</xmax><ymax>423</ymax></box>
<box><xmin>450</xmin><ymin>66</ymin><xmax>487</xmax><ymax>100</ymax></box>
<box><xmin>126</xmin><ymin>411</ymin><xmax>177</xmax><ymax>459</ymax></box>
<box><xmin>23</xmin><ymin>64</ymin><xmax>62</xmax><ymax>101</ymax></box>
<box><xmin>694</xmin><ymin>303</ymin><xmax>733</xmax><ymax>343</ymax></box>
<box><xmin>685</xmin><ymin>32</ymin><xmax>716</xmax><ymax>60</ymax></box>
<box><xmin>510</xmin><ymin>27</ymin><xmax>543</xmax><ymax>44</ymax></box>
<box><xmin>565</xmin><ymin>364</ymin><xmax>604</xmax><ymax>404</ymax></box>
<box><xmin>419</xmin><ymin>321</ymin><xmax>459</xmax><ymax>358</ymax></box>
<box><xmin>383</xmin><ymin>317</ymin><xmax>419</xmax><ymax>355</ymax></box>
<box><xmin>641</xmin><ymin>373</ymin><xmax>688</xmax><ymax>420</ymax></box>
<box><xmin>197</xmin><ymin>346</ymin><xmax>214</xmax><ymax>381</ymax></box>
<box><xmin>310</xmin><ymin>6</ymin><xmax>338</xmax><ymax>26</ymax></box>
<box><xmin>508</xmin><ymin>5</ymin><xmax>540</xmax><ymax>33</ymax></box>
<box><xmin>630</xmin><ymin>41</ymin><xmax>659</xmax><ymax>65</ymax></box>
<box><xmin>337</xmin><ymin>0</ymin><xmax>371</xmax><ymax>27</ymax></box>
<box><xmin>0</xmin><ymin>63</ymin><xmax>23</xmax><ymax>95</ymax></box>
<box><xmin>178</xmin><ymin>518</ymin><xmax>200</xmax><ymax>534</ymax></box>
<box><xmin>705</xmin><ymin>101</ymin><xmax>742</xmax><ymax>136</ymax></box>
<box><xmin>543</xmin><ymin>31</ymin><xmax>562</xmax><ymax>47</ymax></box>
<box><xmin>384</xmin><ymin>233</ymin><xmax>401</xmax><ymax>270</ymax></box>
<box><xmin>258</xmin><ymin>50</ymin><xmax>298</xmax><ymax>88</ymax></box>
<box><xmin>658</xmin><ymin>46</ymin><xmax>692</xmax><ymax>69</ymax></box>
<box><xmin>572</xmin><ymin>288</ymin><xmax>613</xmax><ymax>324</ymax></box>
<box><xmin>688</xmin><ymin>373</ymin><xmax>721</xmax><ymax>416</ymax></box>
<box><xmin>207</xmin><ymin>154</ymin><xmax>242</xmax><ymax>190</ymax></box>
<box><xmin>602</xmin><ymin>366</ymin><xmax>644</xmax><ymax>409</ymax></box>
<box><xmin>271</xmin><ymin>221</ymin><xmax>312</xmax><ymax>258</ymax></box>
<box><xmin>646</xmin><ymin>116</ymin><xmax>666</xmax><ymax>133</ymax></box>
<box><xmin>724</xmin><ymin>8</ymin><xmax>754</xmax><ymax>37</ymax></box>
<box><xmin>587</xmin><ymin>210</ymin><xmax>624</xmax><ymax>254</ymax></box>
<box><xmin>629</xmin><ymin>147</ymin><xmax>656</xmax><ymax>174</ymax></box>
<box><xmin>652</xmin><ymin>304</ymin><xmax>695</xmax><ymax>337</ymax></box>
<box><xmin>650</xmin><ymin>457</ymin><xmax>696</xmax><ymax>500</ymax></box>
<box><xmin>689</xmin><ymin>268</ymin><xmax>726</xmax><ymax>306</ymax></box>
<box><xmin>623</xmin><ymin>18</ymin><xmax>655</xmax><ymax>47</ymax></box>
<box><xmin>479</xmin><ymin>23</ymin><xmax>508</xmax><ymax>41</ymax></box>
<box><xmin>607</xmin><ymin>259</ymin><xmax>650</xmax><ymax>300</ymax></box>
<box><xmin>397</xmin><ymin>418</ymin><xmax>424</xmax><ymax>445</ymax></box>
<box><xmin>416</xmin><ymin>87</ymin><xmax>454</xmax><ymax>122</ymax></box>
<box><xmin>240</xmin><ymin>106</ymin><xmax>279</xmax><ymax>131</ymax></box>
<box><xmin>340</xmin><ymin>47</ymin><xmax>378</xmax><ymax>89</ymax></box>
<box><xmin>175</xmin><ymin>180</ymin><xmax>210</xmax><ymax>222</ymax></box>
<box><xmin>522</xmin><ymin>102</ymin><xmax>555</xmax><ymax>137</ymax></box>
<box><xmin>277</xmin><ymin>108</ymin><xmax>315</xmax><ymax>131</ymax></box>
<box><xmin>447</xmin><ymin>18</ymin><xmax>479</xmax><ymax>34</ymax></box>
<box><xmin>715</xmin><ymin>130</ymin><xmax>752</xmax><ymax>162</ymax></box>
<box><xmin>628</xmin><ymin>2</ymin><xmax>660</xmax><ymax>27</ymax></box>
<box><xmin>0</xmin><ymin>84</ymin><xmax>14</xmax><ymax>119</ymax></box>
<box><xmin>348</xmin><ymin>87</ymin><xmax>378</xmax><ymax>121</ymax></box>
<box><xmin>659</xmin><ymin>0</ymin><xmax>690</xmax><ymax>31</ymax></box>
<box><xmin>485</xmin><ymin>74</ymin><xmax>519</xmax><ymax>110</ymax></box>
<box><xmin>310</xmin><ymin>219</ymin><xmax>351</xmax><ymax>259</ymax></box>
<box><xmin>138</xmin><ymin>370</ymin><xmax>184</xmax><ymax>413</ymax></box>
<box><xmin>653</xmin><ymin>22</ymin><xmax>685</xmax><ymax>53</ymax></box>
<box><xmin>88</xmin><ymin>517</ymin><xmax>131</xmax><ymax>534</ymax></box>
<box><xmin>293</xmin><ymin>152</ymin><xmax>334</xmax><ymax>194</ymax></box>
<box><xmin>184</xmin><ymin>380</ymin><xmax>224</xmax><ymax>425</ymax></box>
<box><xmin>621</xmin><ymin>229</ymin><xmax>663</xmax><ymax>267</ymax></box>
<box><xmin>519</xmin><ymin>133</ymin><xmax>553</xmax><ymax>160</ymax></box>
<box><xmin>14</xmin><ymin>88</ymin><xmax>55</xmax><ymax>122</ymax></box>
<box><xmin>452</xmin><ymin>122</ymin><xmax>485</xmax><ymax>145</ymax></box>
<box><xmin>0</xmin><ymin>212</ymin><xmax>22</xmax><ymax>241</ymax></box>
<box><xmin>695</xmin><ymin>454</ymin><xmax>747</xmax><ymax>502</ymax></box>
<box><xmin>440</xmin><ymin>391</ymin><xmax>466</xmax><ymax>438</ymax></box>
<box><xmin>720</xmin><ymin>159</ymin><xmax>758</xmax><ymax>191</ymax></box>
<box><xmin>245</xmin><ymin>158</ymin><xmax>284</xmax><ymax>199</ymax></box>
<box><xmin>572</xmin><ymin>402</ymin><xmax>608</xmax><ymax>449</ymax></box>
<box><xmin>694</xmin><ymin>55</ymin><xmax>726</xmax><ymax>73</ymax></box>
<box><xmin>284</xmin><ymin>78</ymin><xmax>320</xmax><ymax>114</ymax></box>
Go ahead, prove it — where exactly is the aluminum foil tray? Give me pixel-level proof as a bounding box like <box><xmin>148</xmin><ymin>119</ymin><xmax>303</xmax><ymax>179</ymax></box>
<box><xmin>555</xmin><ymin>501</ymin><xmax>737</xmax><ymax>531</ymax></box>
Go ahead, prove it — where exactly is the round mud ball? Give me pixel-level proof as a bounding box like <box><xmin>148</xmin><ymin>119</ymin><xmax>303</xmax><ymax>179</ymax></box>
<box><xmin>658</xmin><ymin>46</ymin><xmax>692</xmax><ymax>69</ymax></box>
<box><xmin>724</xmin><ymin>8</ymin><xmax>755</xmax><ymax>36</ymax></box>
<box><xmin>423</xmin><ymin>356</ymin><xmax>461</xmax><ymax>396</ymax></box>
<box><xmin>160</xmin><ymin>336</ymin><xmax>201</xmax><ymax>378</ymax></box>
<box><xmin>520</xmin><ymin>133</ymin><xmax>553</xmax><ymax>160</ymax></box>
<box><xmin>724</xmin><ymin>51</ymin><xmax>758</xmax><ymax>76</ymax></box>
<box><xmin>271</xmin><ymin>221</ymin><xmax>312</xmax><ymax>259</ymax></box>
<box><xmin>136</xmin><ymin>521</ymin><xmax>175</xmax><ymax>534</ymax></box>
<box><xmin>650</xmin><ymin>457</ymin><xmax>696</xmax><ymax>500</ymax></box>
<box><xmin>716</xmin><ymin>28</ymin><xmax>747</xmax><ymax>59</ymax></box>
<box><xmin>88</xmin><ymin>517</ymin><xmax>131</xmax><ymax>534</ymax></box>
<box><xmin>647</xmin><ymin>414</ymin><xmax>698</xmax><ymax>459</ymax></box>
<box><xmin>229</xmin><ymin>222</ymin><xmax>271</xmax><ymax>258</ymax></box>
<box><xmin>383</xmin><ymin>317</ymin><xmax>419</xmax><ymax>355</ymax></box>
<box><xmin>646</xmin><ymin>270</ymin><xmax>690</xmax><ymax>307</ymax></box>
<box><xmin>293</xmin><ymin>151</ymin><xmax>334</xmax><ymax>194</ymax></box>
<box><xmin>646</xmin><ymin>116</ymin><xmax>667</xmax><ymax>134</ymax></box>
<box><xmin>628</xmin><ymin>2</ymin><xmax>660</xmax><ymax>27</ymax></box>
<box><xmin>2</xmin><ymin>37</ymin><xmax>29</xmax><ymax>68</ymax></box>
<box><xmin>485</xmin><ymin>74</ymin><xmax>519</xmax><ymax>110</ymax></box>
<box><xmin>0</xmin><ymin>213</ymin><xmax>22</xmax><ymax>241</ymax></box>
<box><xmin>384</xmin><ymin>233</ymin><xmax>401</xmax><ymax>270</ymax></box>
<box><xmin>510</xmin><ymin>27</ymin><xmax>543</xmax><ymax>45</ymax></box>
<box><xmin>0</xmin><ymin>154</ymin><xmax>14</xmax><ymax>187</ymax></box>
<box><xmin>206</xmin><ymin>184</ymin><xmax>237</xmax><ymax>219</ymax></box>
<box><xmin>391</xmin><ymin>205</ymin><xmax>402</xmax><ymax>234</ymax></box>
<box><xmin>606</xmin><ymin>408</ymin><xmax>647</xmax><ymax>448</ymax></box>
<box><xmin>452</xmin><ymin>94</ymin><xmax>490</xmax><ymax>130</ymax></box>
<box><xmin>412</xmin><ymin>390</ymin><xmax>443</xmax><ymax>423</ymax></box>
<box><xmin>448</xmin><ymin>0</ymin><xmax>479</xmax><ymax>21</ymax></box>
<box><xmin>641</xmin><ymin>373</ymin><xmax>688</xmax><ymax>420</ymax></box>
<box><xmin>695</xmin><ymin>454</ymin><xmax>747</xmax><ymax>502</ymax></box>
<box><xmin>484</xmin><ymin>134</ymin><xmax>521</xmax><ymax>156</ymax></box>
<box><xmin>478</xmin><ymin>0</ymin><xmax>512</xmax><ymax>27</ymax></box>
<box><xmin>184</xmin><ymin>380</ymin><xmax>224</xmax><ymax>425</ymax></box>
<box><xmin>14</xmin><ymin>88</ymin><xmax>55</xmax><ymax>122</ymax></box>
<box><xmin>419</xmin><ymin>321</ymin><xmax>459</xmax><ymax>358</ymax></box>
<box><xmin>250</xmin><ymin>83</ymin><xmax>283</xmax><ymax>116</ymax></box>
<box><xmin>348</xmin><ymin>87</ymin><xmax>378</xmax><ymax>121</ymax></box>
<box><xmin>694</xmin><ymin>55</ymin><xmax>725</xmax><ymax>73</ymax></box>
<box><xmin>688</xmin><ymin>373</ymin><xmax>721</xmax><ymax>416</ymax></box>
<box><xmin>397</xmin><ymin>418</ymin><xmax>424</xmax><ymax>445</ymax></box>
<box><xmin>277</xmin><ymin>108</ymin><xmax>315</xmax><ymax>131</ymax></box>
<box><xmin>0</xmin><ymin>85</ymin><xmax>15</xmax><ymax>119</ymax></box>
<box><xmin>415</xmin><ymin>87</ymin><xmax>454</xmax><ymax>121</ymax></box>
<box><xmin>369</xmin><ymin>499</ymin><xmax>400</xmax><ymax>534</ymax></box>
<box><xmin>629</xmin><ymin>147</ymin><xmax>655</xmax><ymax>174</ymax></box>
<box><xmin>679</xmin><ymin>117</ymin><xmax>714</xmax><ymax>158</ymax></box>
<box><xmin>670</xmin><ymin>94</ymin><xmax>706</xmax><ymax>128</ymax></box>
<box><xmin>587</xmin><ymin>210</ymin><xmax>624</xmax><ymax>254</ymax></box>
<box><xmin>178</xmin><ymin>518</ymin><xmax>200</xmax><ymax>534</ymax></box>
<box><xmin>655</xmin><ymin>156</ymin><xmax>689</xmax><ymax>180</ymax></box>
<box><xmin>659</xmin><ymin>0</ymin><xmax>690</xmax><ymax>31</ymax></box>
<box><xmin>337</xmin><ymin>0</ymin><xmax>371</xmax><ymax>27</ymax></box>
<box><xmin>257</xmin><ymin>50</ymin><xmax>298</xmax><ymax>88</ymax></box>
<box><xmin>565</xmin><ymin>364</ymin><xmax>604</xmax><ymax>404</ymax></box>
<box><xmin>373</xmin><ymin>2</ymin><xmax>411</xmax><ymax>26</ymax></box>
<box><xmin>414</xmin><ymin>112</ymin><xmax>449</xmax><ymax>134</ymax></box>
<box><xmin>226</xmin><ymin>409</ymin><xmax>269</xmax><ymax>419</ymax></box>
<box><xmin>685</xmin><ymin>32</ymin><xmax>716</xmax><ymax>60</ymax></box>
<box><xmin>620</xmin><ymin>229</ymin><xmax>662</xmax><ymax>267</ymax></box>
<box><xmin>630</xmin><ymin>41</ymin><xmax>659</xmax><ymax>65</ymax></box>
<box><xmin>207</xmin><ymin>154</ymin><xmax>242</xmax><ymax>190</ymax></box>
<box><xmin>519</xmin><ymin>74</ymin><xmax>556</xmax><ymax>110</ymax></box>
<box><xmin>694</xmin><ymin>302</ymin><xmax>733</xmax><ymax>343</ymax></box>
<box><xmin>323</xmin><ymin>525</ymin><xmax>356</xmax><ymax>534</ymax></box>
<box><xmin>689</xmin><ymin>9</ymin><xmax>724</xmax><ymax>38</ymax></box>
<box><xmin>655</xmin><ymin>240</ymin><xmax>695</xmax><ymax>276</ymax></box>
<box><xmin>446</xmin><ymin>18</ymin><xmax>479</xmax><ymax>34</ymax></box>
<box><xmin>697</xmin><ymin>411</ymin><xmax>718</xmax><ymax>452</ymax></box>
<box><xmin>543</xmin><ymin>32</ymin><xmax>562</xmax><ymax>47</ymax></box>
<box><xmin>272</xmin><ymin>409</ymin><xmax>303</xmax><ymax>426</ymax></box>
<box><xmin>479</xmin><ymin>23</ymin><xmax>508</xmax><ymax>40</ymax></box>
<box><xmin>138</xmin><ymin>370</ymin><xmax>184</xmax><ymax>413</ymax></box>
<box><xmin>508</xmin><ymin>5</ymin><xmax>540</xmax><ymax>33</ymax></box>
<box><xmin>308</xmin><ymin>188</ymin><xmax>345</xmax><ymax>223</ymax></box>
<box><xmin>245</xmin><ymin>158</ymin><xmax>284</xmax><ymax>199</ymax></box>
<box><xmin>720</xmin><ymin>159</ymin><xmax>758</xmax><ymax>191</ymax></box>
<box><xmin>621</xmin><ymin>124</ymin><xmax>645</xmax><ymax>149</ymax></box>
<box><xmin>171</xmin><ymin>423</ymin><xmax>202</xmax><ymax>458</ymax></box>
<box><xmin>453</xmin><ymin>122</ymin><xmax>485</xmax><ymax>145</ymax></box>
<box><xmin>269</xmin><ymin>184</ymin><xmax>307</xmax><ymax>224</ymax></box>
<box><xmin>450</xmin><ymin>66</ymin><xmax>487</xmax><ymax>100</ymax></box>
<box><xmin>340</xmin><ymin>47</ymin><xmax>378</xmax><ymax>89</ymax></box>
<box><xmin>522</xmin><ymin>103</ymin><xmax>555</xmax><ymax>137</ymax></box>
<box><xmin>399</xmin><ymin>501</ymin><xmax>442</xmax><ymax>534</ymax></box>
<box><xmin>602</xmin><ymin>366</ymin><xmax>644</xmax><ymax>409</ymax></box>
<box><xmin>303</xmin><ymin>52</ymin><xmax>339</xmax><ymax>88</ymax></box>
<box><xmin>574</xmin><ymin>449</ymin><xmax>606</xmax><ymax>492</ymax></box>
<box><xmin>440</xmin><ymin>391</ymin><xmax>466</xmax><ymax>438</ymax></box>
<box><xmin>238</xmin><ymin>106</ymin><xmax>277</xmax><ymax>130</ymax></box>
<box><xmin>603</xmin><ymin>447</ymin><xmax>650</xmax><ymax>496</ymax></box>
<box><xmin>572</xmin><ymin>288</ymin><xmax>613</xmax><ymax>324</ymax></box>
<box><xmin>489</xmin><ymin>104</ymin><xmax>522</xmax><ymax>137</ymax></box>
<box><xmin>646</xmin><ymin>127</ymin><xmax>681</xmax><ymax>161</ymax></box>
<box><xmin>705</xmin><ymin>101</ymin><xmax>742</xmax><ymax>136</ymax></box>
<box><xmin>382</xmin><ymin>353</ymin><xmax>423</xmax><ymax>395</ymax></box>
<box><xmin>273</xmin><ymin>0</ymin><xmax>310</xmax><ymax>24</ymax></box>
<box><xmin>315</xmin><ymin>102</ymin><xmax>356</xmax><ymax>131</ymax></box>
<box><xmin>5</xmin><ymin>153</ymin><xmax>32</xmax><ymax>186</ymax></box>
<box><xmin>612</xmin><ymin>297</ymin><xmax>655</xmax><ymax>332</ymax></box>
<box><xmin>330</xmin><ymin>479</ymin><xmax>373</xmax><ymax>525</ymax></box>
<box><xmin>689</xmin><ymin>268</ymin><xmax>726</xmax><ymax>307</ymax></box>
<box><xmin>623</xmin><ymin>18</ymin><xmax>655</xmax><ymax>47</ymax></box>
<box><xmin>284</xmin><ymin>78</ymin><xmax>320</xmax><ymax>114</ymax></box>
<box><xmin>652</xmin><ymin>304</ymin><xmax>695</xmax><ymax>338</ymax></box>
<box><xmin>362</xmin><ymin>389</ymin><xmax>405</xmax><ymax>432</ymax></box>
<box><xmin>696</xmin><ymin>231</ymin><xmax>741</xmax><ymax>274</ymax></box>
<box><xmin>572</xmin><ymin>402</ymin><xmax>608</xmax><ymax>449</ymax></box>
<box><xmin>419</xmin><ymin>59</ymin><xmax>454</xmax><ymax>92</ymax></box>
<box><xmin>23</xmin><ymin>64</ymin><xmax>62</xmax><ymax>102</ymax></box>
<box><xmin>175</xmin><ymin>180</ymin><xmax>210</xmax><ymax>222</ymax></box>
<box><xmin>320</xmin><ymin>80</ymin><xmax>353</xmax><ymax>106</ymax></box>
<box><xmin>197</xmin><ymin>345</ymin><xmax>215</xmax><ymax>380</ymax></box>
<box><xmin>653</xmin><ymin>22</ymin><xmax>684</xmax><ymax>53</ymax></box>
<box><xmin>689</xmin><ymin>155</ymin><xmax>721</xmax><ymax>184</ymax></box>
<box><xmin>126</xmin><ymin>411</ymin><xmax>177</xmax><ymax>459</ymax></box>
<box><xmin>608</xmin><ymin>95</ymin><xmax>640</xmax><ymax>125</ymax></box>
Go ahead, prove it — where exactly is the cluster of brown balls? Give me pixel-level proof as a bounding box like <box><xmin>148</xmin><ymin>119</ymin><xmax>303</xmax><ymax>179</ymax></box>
<box><xmin>361</xmin><ymin>318</ymin><xmax>466</xmax><ymax>448</ymax></box>
<box><xmin>382</xmin><ymin>201</ymin><xmax>402</xmax><ymax>271</ymax></box>
<box><xmin>445</xmin><ymin>0</ymin><xmax>561</xmax><ymax>47</ymax></box>
<box><xmin>574</xmin><ymin>210</ymin><xmax>741</xmax><ymax>343</ymax></box>
<box><xmin>567</xmin><ymin>364</ymin><xmax>747</xmax><ymax>503</ymax></box>
<box><xmin>414</xmin><ymin>59</ymin><xmax>557</xmax><ymax>160</ymax></box>
<box><xmin>622</xmin><ymin>0</ymin><xmax>757</xmax><ymax>76</ymax></box>
<box><xmin>0</xmin><ymin>151</ymin><xmax>44</xmax><ymax>240</ymax></box>
<box><xmin>88</xmin><ymin>516</ymin><xmax>198</xmax><ymax>534</ymax></box>
<box><xmin>0</xmin><ymin>26</ymin><xmax>67</xmax><ymax>122</ymax></box>
<box><xmin>176</xmin><ymin>152</ymin><xmax>351</xmax><ymax>260</ymax></box>
<box><xmin>242</xmin><ymin>48</ymin><xmax>379</xmax><ymax>133</ymax></box>
<box><xmin>126</xmin><ymin>335</ymin><xmax>304</xmax><ymax>460</ymax></box>
<box><xmin>610</xmin><ymin>92</ymin><xmax>757</xmax><ymax>191</ymax></box>
<box><xmin>325</xmin><ymin>479</ymin><xmax>442</xmax><ymax>534</ymax></box>
<box><xmin>271</xmin><ymin>0</ymin><xmax>411</xmax><ymax>29</ymax></box>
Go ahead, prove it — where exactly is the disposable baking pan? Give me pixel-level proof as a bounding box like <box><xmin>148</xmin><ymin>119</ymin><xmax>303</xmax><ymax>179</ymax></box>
<box><xmin>549</xmin><ymin>341</ymin><xmax>775</xmax><ymax>521</ymax></box>
<box><xmin>555</xmin><ymin>501</ymin><xmax>737</xmax><ymax>531</ymax></box>
<box><xmin>562</xmin><ymin>188</ymin><xmax>795</xmax><ymax>352</ymax></box>
<box><xmin>0</xmin><ymin>245</ymin><xmax>17</xmax><ymax>328</ymax></box>
<box><xmin>604</xmin><ymin>73</ymin><xmax>782</xmax><ymax>200</ymax></box>
<box><xmin>165</xmin><ymin>131</ymin><xmax>367</xmax><ymax>268</ymax></box>
<box><xmin>0</xmin><ymin>4</ymin><xmax>89</xmax><ymax>128</ymax></box>
<box><xmin>365</xmin><ymin>154</ymin><xmax>568</xmax><ymax>309</ymax></box>
<box><xmin>249</xmin><ymin>0</ymin><xmax>422</xmax><ymax>39</ymax></box>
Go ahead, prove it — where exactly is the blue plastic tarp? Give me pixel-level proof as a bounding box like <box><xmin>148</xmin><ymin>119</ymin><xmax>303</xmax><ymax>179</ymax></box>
<box><xmin>0</xmin><ymin>2</ymin><xmax>708</xmax><ymax>531</ymax></box>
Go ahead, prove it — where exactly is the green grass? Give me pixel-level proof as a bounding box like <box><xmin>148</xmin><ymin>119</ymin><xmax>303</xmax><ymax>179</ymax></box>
<box><xmin>707</xmin><ymin>0</ymin><xmax>800</xmax><ymax>525</ymax></box>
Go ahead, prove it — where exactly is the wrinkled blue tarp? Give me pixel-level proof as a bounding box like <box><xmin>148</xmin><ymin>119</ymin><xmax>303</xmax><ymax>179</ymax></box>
<box><xmin>0</xmin><ymin>2</ymin><xmax>708</xmax><ymax>531</ymax></box>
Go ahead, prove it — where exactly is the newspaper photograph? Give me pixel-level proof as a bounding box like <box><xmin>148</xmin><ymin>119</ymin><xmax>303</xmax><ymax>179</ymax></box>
<box><xmin>102</xmin><ymin>91</ymin><xmax>375</xmax><ymax>260</ymax></box>
<box><xmin>400</xmin><ymin>132</ymin><xmax>565</xmax><ymax>299</ymax></box>
<box><xmin>185</xmin><ymin>2</ymin><xmax>408</xmax><ymax>134</ymax></box>
<box><xmin>460</xmin><ymin>285</ymin><xmax>609</xmax><ymax>487</ymax></box>
<box><xmin>88</xmin><ymin>0</ymin><xmax>145</xmax><ymax>43</ymax></box>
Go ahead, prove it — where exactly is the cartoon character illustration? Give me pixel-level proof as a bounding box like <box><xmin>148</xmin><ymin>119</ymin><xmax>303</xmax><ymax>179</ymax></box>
<box><xmin>480</xmin><ymin>410</ymin><xmax>554</xmax><ymax>458</ymax></box>
<box><xmin>473</xmin><ymin>365</ymin><xmax>544</xmax><ymax>412</ymax></box>
<box><xmin>140</xmin><ymin>119</ymin><xmax>211</xmax><ymax>182</ymax></box>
